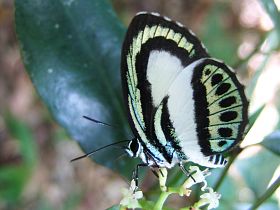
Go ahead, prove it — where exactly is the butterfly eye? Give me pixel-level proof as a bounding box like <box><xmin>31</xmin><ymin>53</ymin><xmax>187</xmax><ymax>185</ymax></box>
<box><xmin>128</xmin><ymin>139</ymin><xmax>141</xmax><ymax>158</ymax></box>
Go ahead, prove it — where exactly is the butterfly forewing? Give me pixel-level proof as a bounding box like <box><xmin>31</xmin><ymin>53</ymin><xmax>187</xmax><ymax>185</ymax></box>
<box><xmin>121</xmin><ymin>12</ymin><xmax>208</xmax><ymax>143</ymax></box>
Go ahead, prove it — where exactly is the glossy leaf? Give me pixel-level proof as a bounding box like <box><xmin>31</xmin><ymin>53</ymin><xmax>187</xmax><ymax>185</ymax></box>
<box><xmin>260</xmin><ymin>0</ymin><xmax>280</xmax><ymax>37</ymax></box>
<box><xmin>214</xmin><ymin>175</ymin><xmax>239</xmax><ymax>209</ymax></box>
<box><xmin>250</xmin><ymin>175</ymin><xmax>280</xmax><ymax>210</ymax></box>
<box><xmin>236</xmin><ymin>147</ymin><xmax>279</xmax><ymax>197</ymax></box>
<box><xmin>248</xmin><ymin>104</ymin><xmax>265</xmax><ymax>130</ymax></box>
<box><xmin>260</xmin><ymin>131</ymin><xmax>280</xmax><ymax>156</ymax></box>
<box><xmin>15</xmin><ymin>0</ymin><xmax>136</xmax><ymax>177</ymax></box>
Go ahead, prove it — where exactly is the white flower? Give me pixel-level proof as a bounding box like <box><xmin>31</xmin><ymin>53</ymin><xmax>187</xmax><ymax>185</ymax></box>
<box><xmin>183</xmin><ymin>166</ymin><xmax>210</xmax><ymax>190</ymax></box>
<box><xmin>120</xmin><ymin>179</ymin><xmax>143</xmax><ymax>209</ymax></box>
<box><xmin>195</xmin><ymin>187</ymin><xmax>221</xmax><ymax>209</ymax></box>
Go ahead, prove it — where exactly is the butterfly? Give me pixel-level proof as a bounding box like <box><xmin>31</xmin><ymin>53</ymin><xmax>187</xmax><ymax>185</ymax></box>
<box><xmin>121</xmin><ymin>12</ymin><xmax>248</xmax><ymax>177</ymax></box>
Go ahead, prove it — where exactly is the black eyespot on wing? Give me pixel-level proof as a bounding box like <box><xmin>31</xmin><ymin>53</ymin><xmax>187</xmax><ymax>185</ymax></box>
<box><xmin>219</xmin><ymin>96</ymin><xmax>236</xmax><ymax>108</ymax></box>
<box><xmin>218</xmin><ymin>140</ymin><xmax>227</xmax><ymax>147</ymax></box>
<box><xmin>205</xmin><ymin>69</ymin><xmax>211</xmax><ymax>75</ymax></box>
<box><xmin>218</xmin><ymin>127</ymin><xmax>233</xmax><ymax>137</ymax></box>
<box><xmin>192</xmin><ymin>58</ymin><xmax>248</xmax><ymax>155</ymax></box>
<box><xmin>220</xmin><ymin>111</ymin><xmax>238</xmax><ymax>122</ymax></box>
<box><xmin>211</xmin><ymin>74</ymin><xmax>223</xmax><ymax>86</ymax></box>
<box><xmin>215</xmin><ymin>83</ymin><xmax>231</xmax><ymax>96</ymax></box>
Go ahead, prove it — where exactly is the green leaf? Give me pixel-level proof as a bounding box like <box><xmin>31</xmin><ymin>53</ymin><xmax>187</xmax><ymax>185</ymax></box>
<box><xmin>201</xmin><ymin>2</ymin><xmax>239</xmax><ymax>66</ymax></box>
<box><xmin>248</xmin><ymin>104</ymin><xmax>265</xmax><ymax>131</ymax></box>
<box><xmin>0</xmin><ymin>166</ymin><xmax>30</xmax><ymax>204</ymax></box>
<box><xmin>260</xmin><ymin>1</ymin><xmax>280</xmax><ymax>52</ymax></box>
<box><xmin>215</xmin><ymin>176</ymin><xmax>239</xmax><ymax>209</ymax></box>
<box><xmin>245</xmin><ymin>54</ymin><xmax>271</xmax><ymax>98</ymax></box>
<box><xmin>5</xmin><ymin>113</ymin><xmax>37</xmax><ymax>165</ymax></box>
<box><xmin>260</xmin><ymin>131</ymin><xmax>280</xmax><ymax>156</ymax></box>
<box><xmin>236</xmin><ymin>147</ymin><xmax>279</xmax><ymax>198</ymax></box>
<box><xmin>249</xmin><ymin>175</ymin><xmax>280</xmax><ymax>210</ymax></box>
<box><xmin>0</xmin><ymin>113</ymin><xmax>37</xmax><ymax>204</ymax></box>
<box><xmin>106</xmin><ymin>205</ymin><xmax>120</xmax><ymax>210</ymax></box>
<box><xmin>260</xmin><ymin>0</ymin><xmax>280</xmax><ymax>37</ymax></box>
<box><xmin>15</xmin><ymin>0</ymin><xmax>136</xmax><ymax>177</ymax></box>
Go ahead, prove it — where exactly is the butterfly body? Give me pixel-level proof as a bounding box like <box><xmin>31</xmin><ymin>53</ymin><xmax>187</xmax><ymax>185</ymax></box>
<box><xmin>122</xmin><ymin>12</ymin><xmax>248</xmax><ymax>170</ymax></box>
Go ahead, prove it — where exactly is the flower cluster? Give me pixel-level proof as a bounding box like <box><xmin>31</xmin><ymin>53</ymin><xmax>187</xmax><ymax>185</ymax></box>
<box><xmin>120</xmin><ymin>166</ymin><xmax>221</xmax><ymax>209</ymax></box>
<box><xmin>195</xmin><ymin>187</ymin><xmax>221</xmax><ymax>210</ymax></box>
<box><xmin>120</xmin><ymin>179</ymin><xmax>143</xmax><ymax>209</ymax></box>
<box><xmin>182</xmin><ymin>166</ymin><xmax>221</xmax><ymax>209</ymax></box>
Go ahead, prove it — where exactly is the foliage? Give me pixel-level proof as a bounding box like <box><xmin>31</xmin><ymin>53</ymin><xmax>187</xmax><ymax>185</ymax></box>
<box><xmin>0</xmin><ymin>113</ymin><xmax>37</xmax><ymax>206</ymax></box>
<box><xmin>14</xmin><ymin>0</ymin><xmax>136</xmax><ymax>178</ymax></box>
<box><xmin>12</xmin><ymin>0</ymin><xmax>280</xmax><ymax>209</ymax></box>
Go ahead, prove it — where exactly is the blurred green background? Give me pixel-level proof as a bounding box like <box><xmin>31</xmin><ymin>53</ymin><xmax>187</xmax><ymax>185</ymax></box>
<box><xmin>0</xmin><ymin>0</ymin><xmax>279</xmax><ymax>209</ymax></box>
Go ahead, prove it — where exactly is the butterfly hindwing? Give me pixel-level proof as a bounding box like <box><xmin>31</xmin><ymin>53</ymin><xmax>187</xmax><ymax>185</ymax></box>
<box><xmin>163</xmin><ymin>58</ymin><xmax>248</xmax><ymax>167</ymax></box>
<box><xmin>191</xmin><ymin>59</ymin><xmax>248</xmax><ymax>155</ymax></box>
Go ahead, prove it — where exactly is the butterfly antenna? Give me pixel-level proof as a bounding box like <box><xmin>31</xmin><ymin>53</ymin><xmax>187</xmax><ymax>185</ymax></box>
<box><xmin>83</xmin><ymin>115</ymin><xmax>115</xmax><ymax>127</ymax></box>
<box><xmin>71</xmin><ymin>139</ymin><xmax>130</xmax><ymax>162</ymax></box>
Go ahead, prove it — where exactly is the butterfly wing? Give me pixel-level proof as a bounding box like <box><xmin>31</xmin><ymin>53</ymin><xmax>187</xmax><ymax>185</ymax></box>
<box><xmin>165</xmin><ymin>58</ymin><xmax>248</xmax><ymax>167</ymax></box>
<box><xmin>121</xmin><ymin>12</ymin><xmax>210</xmax><ymax>164</ymax></box>
<box><xmin>121</xmin><ymin>12</ymin><xmax>248</xmax><ymax>168</ymax></box>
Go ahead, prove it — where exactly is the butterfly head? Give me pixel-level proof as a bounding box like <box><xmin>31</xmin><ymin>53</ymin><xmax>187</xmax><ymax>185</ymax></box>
<box><xmin>125</xmin><ymin>138</ymin><xmax>143</xmax><ymax>158</ymax></box>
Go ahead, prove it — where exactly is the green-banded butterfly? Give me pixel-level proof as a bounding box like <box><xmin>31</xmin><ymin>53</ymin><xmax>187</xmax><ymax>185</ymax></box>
<box><xmin>122</xmin><ymin>12</ymin><xmax>248</xmax><ymax>172</ymax></box>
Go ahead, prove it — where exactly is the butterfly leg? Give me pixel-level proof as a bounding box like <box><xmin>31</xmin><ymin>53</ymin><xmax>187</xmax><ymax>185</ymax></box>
<box><xmin>178</xmin><ymin>162</ymin><xmax>196</xmax><ymax>182</ymax></box>
<box><xmin>132</xmin><ymin>163</ymin><xmax>148</xmax><ymax>190</ymax></box>
<box><xmin>145</xmin><ymin>151</ymin><xmax>164</xmax><ymax>177</ymax></box>
<box><xmin>150</xmin><ymin>168</ymin><xmax>159</xmax><ymax>178</ymax></box>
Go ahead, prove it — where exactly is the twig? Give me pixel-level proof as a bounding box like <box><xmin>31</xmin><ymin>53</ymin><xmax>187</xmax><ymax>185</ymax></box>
<box><xmin>249</xmin><ymin>175</ymin><xmax>280</xmax><ymax>210</ymax></box>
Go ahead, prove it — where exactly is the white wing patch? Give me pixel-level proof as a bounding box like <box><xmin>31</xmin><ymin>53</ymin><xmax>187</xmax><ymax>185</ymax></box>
<box><xmin>147</xmin><ymin>50</ymin><xmax>184</xmax><ymax>107</ymax></box>
<box><xmin>166</xmin><ymin>60</ymin><xmax>205</xmax><ymax>164</ymax></box>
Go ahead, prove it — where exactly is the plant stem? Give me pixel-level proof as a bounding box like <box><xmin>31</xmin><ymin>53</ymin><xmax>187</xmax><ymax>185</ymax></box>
<box><xmin>213</xmin><ymin>148</ymin><xmax>240</xmax><ymax>191</ymax></box>
<box><xmin>249</xmin><ymin>175</ymin><xmax>280</xmax><ymax>210</ymax></box>
<box><xmin>153</xmin><ymin>187</ymin><xmax>183</xmax><ymax>210</ymax></box>
<box><xmin>153</xmin><ymin>191</ymin><xmax>171</xmax><ymax>210</ymax></box>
